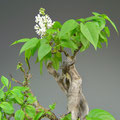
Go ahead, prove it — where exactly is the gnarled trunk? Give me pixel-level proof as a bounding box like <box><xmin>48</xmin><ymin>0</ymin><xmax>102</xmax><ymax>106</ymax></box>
<box><xmin>66</xmin><ymin>57</ymin><xmax>89</xmax><ymax>120</ymax></box>
<box><xmin>47</xmin><ymin>56</ymin><xmax>89</xmax><ymax>120</ymax></box>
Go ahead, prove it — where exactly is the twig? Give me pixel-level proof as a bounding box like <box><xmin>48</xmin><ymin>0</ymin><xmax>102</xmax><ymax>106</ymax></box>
<box><xmin>59</xmin><ymin>112</ymin><xmax>71</xmax><ymax>119</ymax></box>
<box><xmin>9</xmin><ymin>61</ymin><xmax>60</xmax><ymax>120</ymax></box>
<box><xmin>9</xmin><ymin>74</ymin><xmax>23</xmax><ymax>86</ymax></box>
<box><xmin>51</xmin><ymin>47</ymin><xmax>69</xmax><ymax>57</ymax></box>
<box><xmin>18</xmin><ymin>62</ymin><xmax>25</xmax><ymax>74</ymax></box>
<box><xmin>27</xmin><ymin>88</ymin><xmax>59</xmax><ymax>120</ymax></box>
<box><xmin>59</xmin><ymin>47</ymin><xmax>69</xmax><ymax>57</ymax></box>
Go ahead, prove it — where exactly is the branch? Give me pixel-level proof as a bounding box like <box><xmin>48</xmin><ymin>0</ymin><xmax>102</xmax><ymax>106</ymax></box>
<box><xmin>21</xmin><ymin>62</ymin><xmax>59</xmax><ymax>120</ymax></box>
<box><xmin>9</xmin><ymin>74</ymin><xmax>23</xmax><ymax>86</ymax></box>
<box><xmin>72</xmin><ymin>42</ymin><xmax>82</xmax><ymax>58</ymax></box>
<box><xmin>51</xmin><ymin>47</ymin><xmax>69</xmax><ymax>57</ymax></box>
<box><xmin>10</xmin><ymin>63</ymin><xmax>59</xmax><ymax>120</ymax></box>
<box><xmin>40</xmin><ymin>113</ymin><xmax>58</xmax><ymax>120</ymax></box>
<box><xmin>47</xmin><ymin>61</ymin><xmax>68</xmax><ymax>95</ymax></box>
<box><xmin>59</xmin><ymin>47</ymin><xmax>69</xmax><ymax>57</ymax></box>
<box><xmin>28</xmin><ymin>89</ymin><xmax>59</xmax><ymax>120</ymax></box>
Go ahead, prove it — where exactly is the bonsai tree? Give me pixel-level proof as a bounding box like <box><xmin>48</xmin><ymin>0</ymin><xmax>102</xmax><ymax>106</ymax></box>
<box><xmin>0</xmin><ymin>8</ymin><xmax>118</xmax><ymax>120</ymax></box>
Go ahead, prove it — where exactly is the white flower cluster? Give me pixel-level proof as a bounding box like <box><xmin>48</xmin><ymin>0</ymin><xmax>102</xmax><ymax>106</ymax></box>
<box><xmin>34</xmin><ymin>9</ymin><xmax>55</xmax><ymax>38</ymax></box>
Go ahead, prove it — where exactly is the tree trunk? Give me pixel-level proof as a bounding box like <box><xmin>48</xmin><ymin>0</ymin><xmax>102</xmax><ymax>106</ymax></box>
<box><xmin>47</xmin><ymin>56</ymin><xmax>89</xmax><ymax>120</ymax></box>
<box><xmin>66</xmin><ymin>57</ymin><xmax>89</xmax><ymax>120</ymax></box>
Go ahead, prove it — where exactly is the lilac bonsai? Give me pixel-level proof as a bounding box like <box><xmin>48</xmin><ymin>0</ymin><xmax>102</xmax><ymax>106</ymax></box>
<box><xmin>0</xmin><ymin>8</ymin><xmax>118</xmax><ymax>120</ymax></box>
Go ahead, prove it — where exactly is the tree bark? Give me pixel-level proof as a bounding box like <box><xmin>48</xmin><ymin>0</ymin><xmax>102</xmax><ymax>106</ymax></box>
<box><xmin>47</xmin><ymin>56</ymin><xmax>89</xmax><ymax>120</ymax></box>
<box><xmin>66</xmin><ymin>57</ymin><xmax>89</xmax><ymax>120</ymax></box>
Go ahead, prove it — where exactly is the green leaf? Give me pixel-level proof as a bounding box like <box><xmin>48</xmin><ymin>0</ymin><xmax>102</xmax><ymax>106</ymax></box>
<box><xmin>25</xmin><ymin>49</ymin><xmax>32</xmax><ymax>60</ymax></box>
<box><xmin>38</xmin><ymin>44</ymin><xmax>52</xmax><ymax>61</ymax></box>
<box><xmin>1</xmin><ymin>76</ymin><xmax>9</xmax><ymax>88</ymax></box>
<box><xmin>59</xmin><ymin>19</ymin><xmax>79</xmax><ymax>38</ymax></box>
<box><xmin>87</xmin><ymin>109</ymin><xmax>116</xmax><ymax>120</ymax></box>
<box><xmin>46</xmin><ymin>28</ymin><xmax>57</xmax><ymax>34</ymax></box>
<box><xmin>40</xmin><ymin>59</ymin><xmax>44</xmax><ymax>74</ymax></box>
<box><xmin>77</xmin><ymin>14</ymin><xmax>106</xmax><ymax>31</ymax></box>
<box><xmin>40</xmin><ymin>38</ymin><xmax>48</xmax><ymax>44</ymax></box>
<box><xmin>76</xmin><ymin>18</ymin><xmax>85</xmax><ymax>22</ymax></box>
<box><xmin>84</xmin><ymin>16</ymin><xmax>100</xmax><ymax>22</ymax></box>
<box><xmin>16</xmin><ymin>62</ymin><xmax>23</xmax><ymax>70</ymax></box>
<box><xmin>86</xmin><ymin>116</ymin><xmax>102</xmax><ymax>120</ymax></box>
<box><xmin>34</xmin><ymin>111</ymin><xmax>45</xmax><ymax>120</ymax></box>
<box><xmin>26</xmin><ymin>92</ymin><xmax>33</xmax><ymax>97</ymax></box>
<box><xmin>51</xmin><ymin>55</ymin><xmax>60</xmax><ymax>70</ymax></box>
<box><xmin>56</xmin><ymin>52</ymin><xmax>62</xmax><ymax>62</ymax></box>
<box><xmin>80</xmin><ymin>22</ymin><xmax>100</xmax><ymax>49</ymax></box>
<box><xmin>86</xmin><ymin>116</ymin><xmax>92</xmax><ymax>120</ymax></box>
<box><xmin>92</xmin><ymin>12</ymin><xmax>100</xmax><ymax>16</ymax></box>
<box><xmin>20</xmin><ymin>38</ymin><xmax>40</xmax><ymax>54</ymax></box>
<box><xmin>60</xmin><ymin>33</ymin><xmax>69</xmax><ymax>40</ymax></box>
<box><xmin>52</xmin><ymin>21</ymin><xmax>62</xmax><ymax>29</ymax></box>
<box><xmin>79</xmin><ymin>33</ymin><xmax>90</xmax><ymax>52</ymax></box>
<box><xmin>0</xmin><ymin>111</ymin><xmax>2</xmax><ymax>120</ymax></box>
<box><xmin>77</xmin><ymin>16</ymin><xmax>100</xmax><ymax>22</ymax></box>
<box><xmin>46</xmin><ymin>111</ymin><xmax>52</xmax><ymax>115</ymax></box>
<box><xmin>8</xmin><ymin>81</ymin><xmax>11</xmax><ymax>90</ymax></box>
<box><xmin>80</xmin><ymin>42</ymin><xmax>90</xmax><ymax>52</ymax></box>
<box><xmin>80</xmin><ymin>46</ymin><xmax>86</xmax><ymax>52</ymax></box>
<box><xmin>100</xmin><ymin>31</ymin><xmax>107</xmax><ymax>40</ymax></box>
<box><xmin>92</xmin><ymin>12</ymin><xmax>118</xmax><ymax>34</ymax></box>
<box><xmin>0</xmin><ymin>102</ymin><xmax>14</xmax><ymax>114</ymax></box>
<box><xmin>44</xmin><ymin>52</ymin><xmax>52</xmax><ymax>65</ymax></box>
<box><xmin>11</xmin><ymin>38</ymin><xmax>30</xmax><ymax>46</ymax></box>
<box><xmin>99</xmin><ymin>31</ymin><xmax>108</xmax><ymax>47</ymax></box>
<box><xmin>27</xmin><ymin>96</ymin><xmax>37</xmax><ymax>104</ymax></box>
<box><xmin>3</xmin><ymin>118</ymin><xmax>7</xmax><ymax>120</ymax></box>
<box><xmin>95</xmin><ymin>18</ymin><xmax>106</xmax><ymax>31</ymax></box>
<box><xmin>101</xmin><ymin>14</ymin><xmax>118</xmax><ymax>33</ymax></box>
<box><xmin>25</xmin><ymin>105</ymin><xmax>36</xmax><ymax>118</ymax></box>
<box><xmin>24</xmin><ymin>116</ymin><xmax>29</xmax><ymax>120</ymax></box>
<box><xmin>104</xmin><ymin>26</ymin><xmax>110</xmax><ymax>37</ymax></box>
<box><xmin>11</xmin><ymin>89</ymin><xmax>24</xmax><ymax>104</ymax></box>
<box><xmin>0</xmin><ymin>89</ymin><xmax>4</xmax><ymax>99</ymax></box>
<box><xmin>60</xmin><ymin>39</ymin><xmax>78</xmax><ymax>50</ymax></box>
<box><xmin>72</xmin><ymin>34</ymin><xmax>81</xmax><ymax>43</ymax></box>
<box><xmin>51</xmin><ymin>52</ymin><xmax>62</xmax><ymax>70</ymax></box>
<box><xmin>31</xmin><ymin>45</ymin><xmax>39</xmax><ymax>56</ymax></box>
<box><xmin>15</xmin><ymin>109</ymin><xmax>25</xmax><ymax>120</ymax></box>
<box><xmin>49</xmin><ymin>103</ymin><xmax>56</xmax><ymax>111</ymax></box>
<box><xmin>13</xmin><ymin>86</ymin><xmax>29</xmax><ymax>92</ymax></box>
<box><xmin>97</xmin><ymin>41</ymin><xmax>102</xmax><ymax>48</ymax></box>
<box><xmin>80</xmin><ymin>33</ymin><xmax>89</xmax><ymax>48</ymax></box>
